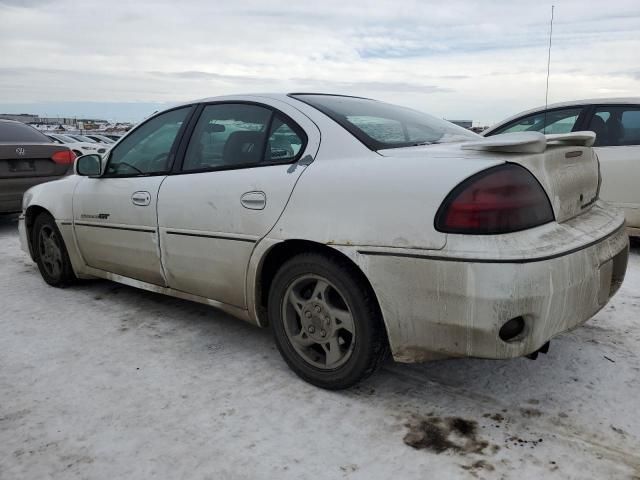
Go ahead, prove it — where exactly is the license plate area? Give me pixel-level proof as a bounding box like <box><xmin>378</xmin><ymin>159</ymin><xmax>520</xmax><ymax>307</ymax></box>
<box><xmin>9</xmin><ymin>159</ymin><xmax>36</xmax><ymax>173</ymax></box>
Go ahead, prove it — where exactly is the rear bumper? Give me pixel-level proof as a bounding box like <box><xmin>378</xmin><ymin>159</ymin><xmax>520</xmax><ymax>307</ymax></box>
<box><xmin>354</xmin><ymin>203</ymin><xmax>629</xmax><ymax>362</ymax></box>
<box><xmin>0</xmin><ymin>176</ymin><xmax>64</xmax><ymax>213</ymax></box>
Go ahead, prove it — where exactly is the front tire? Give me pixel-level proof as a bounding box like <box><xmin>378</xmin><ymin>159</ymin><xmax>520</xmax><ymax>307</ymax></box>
<box><xmin>33</xmin><ymin>213</ymin><xmax>76</xmax><ymax>287</ymax></box>
<box><xmin>268</xmin><ymin>252</ymin><xmax>388</xmax><ymax>389</ymax></box>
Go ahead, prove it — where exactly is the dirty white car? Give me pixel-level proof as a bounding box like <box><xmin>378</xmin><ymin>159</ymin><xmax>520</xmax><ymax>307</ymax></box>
<box><xmin>19</xmin><ymin>94</ymin><xmax>629</xmax><ymax>389</ymax></box>
<box><xmin>482</xmin><ymin>98</ymin><xmax>640</xmax><ymax>236</ymax></box>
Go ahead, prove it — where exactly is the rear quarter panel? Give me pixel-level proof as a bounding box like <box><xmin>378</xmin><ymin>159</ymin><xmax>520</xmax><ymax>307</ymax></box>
<box><xmin>268</xmin><ymin>152</ymin><xmax>502</xmax><ymax>250</ymax></box>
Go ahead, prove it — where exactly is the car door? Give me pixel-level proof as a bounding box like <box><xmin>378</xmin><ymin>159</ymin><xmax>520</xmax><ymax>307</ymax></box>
<box><xmin>157</xmin><ymin>100</ymin><xmax>320</xmax><ymax>308</ymax></box>
<box><xmin>586</xmin><ymin>105</ymin><xmax>640</xmax><ymax>230</ymax></box>
<box><xmin>73</xmin><ymin>106</ymin><xmax>193</xmax><ymax>285</ymax></box>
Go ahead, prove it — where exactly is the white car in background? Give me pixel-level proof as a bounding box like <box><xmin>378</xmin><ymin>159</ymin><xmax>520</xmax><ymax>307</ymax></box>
<box><xmin>46</xmin><ymin>133</ymin><xmax>107</xmax><ymax>157</ymax></box>
<box><xmin>19</xmin><ymin>93</ymin><xmax>628</xmax><ymax>389</ymax></box>
<box><xmin>66</xmin><ymin>133</ymin><xmax>113</xmax><ymax>147</ymax></box>
<box><xmin>84</xmin><ymin>134</ymin><xmax>116</xmax><ymax>145</ymax></box>
<box><xmin>482</xmin><ymin>98</ymin><xmax>640</xmax><ymax>236</ymax></box>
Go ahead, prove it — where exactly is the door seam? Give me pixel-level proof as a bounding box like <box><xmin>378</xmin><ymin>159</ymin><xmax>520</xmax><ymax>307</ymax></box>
<box><xmin>156</xmin><ymin>175</ymin><xmax>170</xmax><ymax>286</ymax></box>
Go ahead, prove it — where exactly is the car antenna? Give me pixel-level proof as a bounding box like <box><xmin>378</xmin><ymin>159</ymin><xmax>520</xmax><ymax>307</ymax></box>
<box><xmin>543</xmin><ymin>5</ymin><xmax>554</xmax><ymax>135</ymax></box>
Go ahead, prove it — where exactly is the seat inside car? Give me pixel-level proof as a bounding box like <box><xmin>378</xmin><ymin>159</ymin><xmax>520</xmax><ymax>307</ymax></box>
<box><xmin>605</xmin><ymin>113</ymin><xmax>625</xmax><ymax>145</ymax></box>
<box><xmin>588</xmin><ymin>115</ymin><xmax>609</xmax><ymax>146</ymax></box>
<box><xmin>222</xmin><ymin>131</ymin><xmax>265</xmax><ymax>165</ymax></box>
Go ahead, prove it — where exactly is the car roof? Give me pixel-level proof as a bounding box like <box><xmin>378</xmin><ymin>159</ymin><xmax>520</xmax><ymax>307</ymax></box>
<box><xmin>172</xmin><ymin>92</ymin><xmax>376</xmax><ymax>108</ymax></box>
<box><xmin>485</xmin><ymin>97</ymin><xmax>640</xmax><ymax>134</ymax></box>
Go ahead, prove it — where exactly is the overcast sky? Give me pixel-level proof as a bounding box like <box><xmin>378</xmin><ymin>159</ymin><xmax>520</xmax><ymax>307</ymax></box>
<box><xmin>1</xmin><ymin>0</ymin><xmax>639</xmax><ymax>124</ymax></box>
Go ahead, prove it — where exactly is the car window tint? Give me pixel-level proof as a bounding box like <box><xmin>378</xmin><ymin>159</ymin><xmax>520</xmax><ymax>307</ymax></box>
<box><xmin>106</xmin><ymin>107</ymin><xmax>190</xmax><ymax>176</ymax></box>
<box><xmin>265</xmin><ymin>115</ymin><xmax>305</xmax><ymax>162</ymax></box>
<box><xmin>498</xmin><ymin>108</ymin><xmax>582</xmax><ymax>135</ymax></box>
<box><xmin>0</xmin><ymin>121</ymin><xmax>50</xmax><ymax>142</ymax></box>
<box><xmin>347</xmin><ymin>116</ymin><xmax>405</xmax><ymax>144</ymax></box>
<box><xmin>183</xmin><ymin>104</ymin><xmax>272</xmax><ymax>171</ymax></box>
<box><xmin>590</xmin><ymin>106</ymin><xmax>640</xmax><ymax>146</ymax></box>
<box><xmin>292</xmin><ymin>94</ymin><xmax>476</xmax><ymax>150</ymax></box>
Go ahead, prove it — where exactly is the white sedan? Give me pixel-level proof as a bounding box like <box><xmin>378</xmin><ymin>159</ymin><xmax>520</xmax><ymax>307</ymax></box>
<box><xmin>46</xmin><ymin>133</ymin><xmax>108</xmax><ymax>157</ymax></box>
<box><xmin>482</xmin><ymin>98</ymin><xmax>640</xmax><ymax>236</ymax></box>
<box><xmin>19</xmin><ymin>94</ymin><xmax>629</xmax><ymax>389</ymax></box>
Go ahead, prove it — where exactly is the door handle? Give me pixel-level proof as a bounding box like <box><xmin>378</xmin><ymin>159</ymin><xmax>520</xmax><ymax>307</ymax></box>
<box><xmin>132</xmin><ymin>191</ymin><xmax>151</xmax><ymax>206</ymax></box>
<box><xmin>240</xmin><ymin>191</ymin><xmax>266</xmax><ymax>210</ymax></box>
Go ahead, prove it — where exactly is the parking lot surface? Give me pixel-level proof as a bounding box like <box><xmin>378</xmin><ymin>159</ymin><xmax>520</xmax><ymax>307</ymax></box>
<box><xmin>1</xmin><ymin>215</ymin><xmax>639</xmax><ymax>479</ymax></box>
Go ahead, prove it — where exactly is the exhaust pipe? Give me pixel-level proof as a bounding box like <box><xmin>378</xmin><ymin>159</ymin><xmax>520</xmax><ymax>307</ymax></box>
<box><xmin>526</xmin><ymin>341</ymin><xmax>550</xmax><ymax>360</ymax></box>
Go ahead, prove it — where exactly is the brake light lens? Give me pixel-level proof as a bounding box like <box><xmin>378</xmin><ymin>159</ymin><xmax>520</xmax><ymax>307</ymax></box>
<box><xmin>435</xmin><ymin>164</ymin><xmax>554</xmax><ymax>234</ymax></box>
<box><xmin>51</xmin><ymin>149</ymin><xmax>76</xmax><ymax>165</ymax></box>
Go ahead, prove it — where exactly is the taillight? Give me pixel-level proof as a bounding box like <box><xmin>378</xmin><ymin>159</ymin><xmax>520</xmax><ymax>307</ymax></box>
<box><xmin>51</xmin><ymin>149</ymin><xmax>76</xmax><ymax>165</ymax></box>
<box><xmin>435</xmin><ymin>163</ymin><xmax>554</xmax><ymax>234</ymax></box>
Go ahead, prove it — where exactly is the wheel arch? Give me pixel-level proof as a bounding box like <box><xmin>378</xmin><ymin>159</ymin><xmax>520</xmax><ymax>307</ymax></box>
<box><xmin>24</xmin><ymin>205</ymin><xmax>52</xmax><ymax>260</ymax></box>
<box><xmin>252</xmin><ymin>239</ymin><xmax>386</xmax><ymax>334</ymax></box>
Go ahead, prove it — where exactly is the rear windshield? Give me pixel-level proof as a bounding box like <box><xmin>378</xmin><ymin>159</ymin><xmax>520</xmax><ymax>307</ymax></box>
<box><xmin>291</xmin><ymin>94</ymin><xmax>478</xmax><ymax>150</ymax></box>
<box><xmin>0</xmin><ymin>121</ymin><xmax>50</xmax><ymax>143</ymax></box>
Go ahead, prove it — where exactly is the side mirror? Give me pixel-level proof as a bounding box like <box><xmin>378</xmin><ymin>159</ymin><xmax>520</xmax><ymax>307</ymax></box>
<box><xmin>75</xmin><ymin>154</ymin><xmax>102</xmax><ymax>177</ymax></box>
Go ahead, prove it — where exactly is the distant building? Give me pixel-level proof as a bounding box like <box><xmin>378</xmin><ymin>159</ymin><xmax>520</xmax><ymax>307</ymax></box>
<box><xmin>0</xmin><ymin>113</ymin><xmax>112</xmax><ymax>131</ymax></box>
<box><xmin>0</xmin><ymin>113</ymin><xmax>39</xmax><ymax>123</ymax></box>
<box><xmin>446</xmin><ymin>119</ymin><xmax>473</xmax><ymax>129</ymax></box>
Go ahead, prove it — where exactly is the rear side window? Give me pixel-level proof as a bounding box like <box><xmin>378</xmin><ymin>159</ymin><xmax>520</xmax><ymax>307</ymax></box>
<box><xmin>0</xmin><ymin>121</ymin><xmax>50</xmax><ymax>143</ymax></box>
<box><xmin>266</xmin><ymin>115</ymin><xmax>305</xmax><ymax>162</ymax></box>
<box><xmin>589</xmin><ymin>106</ymin><xmax>640</xmax><ymax>146</ymax></box>
<box><xmin>182</xmin><ymin>103</ymin><xmax>306</xmax><ymax>171</ymax></box>
<box><xmin>495</xmin><ymin>108</ymin><xmax>582</xmax><ymax>135</ymax></box>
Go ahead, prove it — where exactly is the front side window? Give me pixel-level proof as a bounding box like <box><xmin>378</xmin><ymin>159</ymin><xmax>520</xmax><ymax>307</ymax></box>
<box><xmin>496</xmin><ymin>108</ymin><xmax>582</xmax><ymax>135</ymax></box>
<box><xmin>291</xmin><ymin>94</ymin><xmax>477</xmax><ymax>150</ymax></box>
<box><xmin>105</xmin><ymin>107</ymin><xmax>191</xmax><ymax>176</ymax></box>
<box><xmin>589</xmin><ymin>106</ymin><xmax>640</xmax><ymax>147</ymax></box>
<box><xmin>182</xmin><ymin>103</ymin><xmax>305</xmax><ymax>171</ymax></box>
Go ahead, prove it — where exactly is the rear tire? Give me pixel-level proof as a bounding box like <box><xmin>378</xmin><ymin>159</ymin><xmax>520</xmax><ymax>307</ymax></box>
<box><xmin>268</xmin><ymin>252</ymin><xmax>388</xmax><ymax>390</ymax></box>
<box><xmin>33</xmin><ymin>212</ymin><xmax>76</xmax><ymax>287</ymax></box>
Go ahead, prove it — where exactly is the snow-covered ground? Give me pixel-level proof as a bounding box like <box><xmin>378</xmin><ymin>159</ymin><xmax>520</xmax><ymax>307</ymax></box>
<box><xmin>1</xmin><ymin>214</ymin><xmax>639</xmax><ymax>480</ymax></box>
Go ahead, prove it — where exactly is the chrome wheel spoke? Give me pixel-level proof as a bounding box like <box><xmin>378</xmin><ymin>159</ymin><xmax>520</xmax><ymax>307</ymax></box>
<box><xmin>50</xmin><ymin>259</ymin><xmax>61</xmax><ymax>277</ymax></box>
<box><xmin>38</xmin><ymin>227</ymin><xmax>62</xmax><ymax>277</ymax></box>
<box><xmin>322</xmin><ymin>337</ymin><xmax>342</xmax><ymax>366</ymax></box>
<box><xmin>288</xmin><ymin>289</ymin><xmax>306</xmax><ymax>316</ymax></box>
<box><xmin>311</xmin><ymin>279</ymin><xmax>330</xmax><ymax>301</ymax></box>
<box><xmin>291</xmin><ymin>331</ymin><xmax>315</xmax><ymax>347</ymax></box>
<box><xmin>331</xmin><ymin>308</ymin><xmax>354</xmax><ymax>334</ymax></box>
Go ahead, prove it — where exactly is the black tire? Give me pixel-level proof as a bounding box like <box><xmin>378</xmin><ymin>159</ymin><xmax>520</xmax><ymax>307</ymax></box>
<box><xmin>32</xmin><ymin>212</ymin><xmax>76</xmax><ymax>287</ymax></box>
<box><xmin>268</xmin><ymin>252</ymin><xmax>388</xmax><ymax>390</ymax></box>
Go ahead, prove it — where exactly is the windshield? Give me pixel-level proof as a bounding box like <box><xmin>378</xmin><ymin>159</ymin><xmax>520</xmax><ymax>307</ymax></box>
<box><xmin>291</xmin><ymin>94</ymin><xmax>478</xmax><ymax>150</ymax></box>
<box><xmin>52</xmin><ymin>134</ymin><xmax>77</xmax><ymax>143</ymax></box>
<box><xmin>70</xmin><ymin>134</ymin><xmax>96</xmax><ymax>143</ymax></box>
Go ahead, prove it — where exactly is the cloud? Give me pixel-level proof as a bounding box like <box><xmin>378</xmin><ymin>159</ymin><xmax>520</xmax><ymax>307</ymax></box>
<box><xmin>0</xmin><ymin>0</ymin><xmax>639</xmax><ymax>124</ymax></box>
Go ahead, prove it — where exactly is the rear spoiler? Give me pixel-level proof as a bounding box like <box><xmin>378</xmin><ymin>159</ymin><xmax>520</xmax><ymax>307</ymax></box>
<box><xmin>461</xmin><ymin>131</ymin><xmax>596</xmax><ymax>154</ymax></box>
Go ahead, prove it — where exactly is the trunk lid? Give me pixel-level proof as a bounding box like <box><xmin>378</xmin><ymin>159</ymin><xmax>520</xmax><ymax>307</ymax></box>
<box><xmin>0</xmin><ymin>142</ymin><xmax>71</xmax><ymax>179</ymax></box>
<box><xmin>378</xmin><ymin>131</ymin><xmax>600</xmax><ymax>224</ymax></box>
